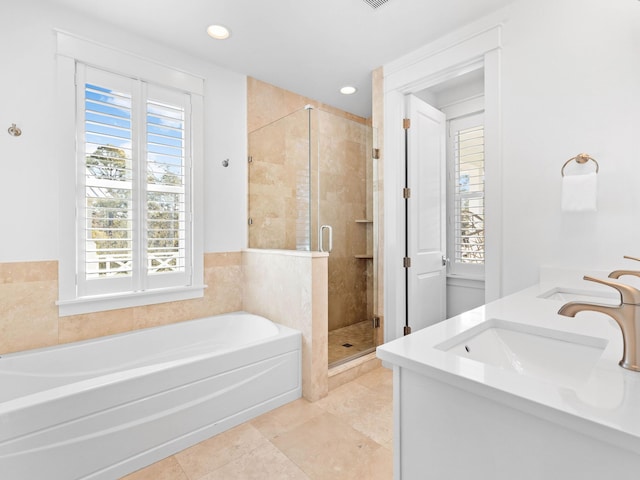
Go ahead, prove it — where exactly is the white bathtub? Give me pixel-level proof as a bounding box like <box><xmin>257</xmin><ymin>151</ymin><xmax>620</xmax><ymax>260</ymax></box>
<box><xmin>0</xmin><ymin>312</ymin><xmax>302</xmax><ymax>479</ymax></box>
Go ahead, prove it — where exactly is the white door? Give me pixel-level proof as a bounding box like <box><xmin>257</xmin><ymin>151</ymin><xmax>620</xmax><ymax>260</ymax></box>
<box><xmin>406</xmin><ymin>94</ymin><xmax>447</xmax><ymax>332</ymax></box>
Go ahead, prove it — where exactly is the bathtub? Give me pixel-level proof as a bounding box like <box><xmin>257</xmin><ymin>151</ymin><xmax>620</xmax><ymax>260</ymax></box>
<box><xmin>0</xmin><ymin>311</ymin><xmax>302</xmax><ymax>479</ymax></box>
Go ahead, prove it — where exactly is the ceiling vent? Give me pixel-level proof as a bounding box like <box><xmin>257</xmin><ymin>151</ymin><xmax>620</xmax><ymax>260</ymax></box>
<box><xmin>363</xmin><ymin>0</ymin><xmax>390</xmax><ymax>9</ymax></box>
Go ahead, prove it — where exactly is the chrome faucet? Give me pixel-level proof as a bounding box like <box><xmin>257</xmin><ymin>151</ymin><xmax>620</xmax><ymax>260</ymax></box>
<box><xmin>558</xmin><ymin>275</ymin><xmax>640</xmax><ymax>372</ymax></box>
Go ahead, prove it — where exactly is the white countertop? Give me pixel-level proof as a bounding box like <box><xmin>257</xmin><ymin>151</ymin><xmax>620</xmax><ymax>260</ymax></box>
<box><xmin>377</xmin><ymin>268</ymin><xmax>640</xmax><ymax>453</ymax></box>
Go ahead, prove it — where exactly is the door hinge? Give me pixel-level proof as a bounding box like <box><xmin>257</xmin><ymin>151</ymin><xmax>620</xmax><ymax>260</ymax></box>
<box><xmin>403</xmin><ymin>257</ymin><xmax>411</xmax><ymax>268</ymax></box>
<box><xmin>248</xmin><ymin>217</ymin><xmax>253</xmax><ymax>225</ymax></box>
<box><xmin>248</xmin><ymin>156</ymin><xmax>253</xmax><ymax>163</ymax></box>
<box><xmin>403</xmin><ymin>118</ymin><xmax>411</xmax><ymax>130</ymax></box>
<box><xmin>372</xmin><ymin>148</ymin><xmax>380</xmax><ymax>159</ymax></box>
<box><xmin>372</xmin><ymin>316</ymin><xmax>381</xmax><ymax>329</ymax></box>
<box><xmin>403</xmin><ymin>187</ymin><xmax>411</xmax><ymax>199</ymax></box>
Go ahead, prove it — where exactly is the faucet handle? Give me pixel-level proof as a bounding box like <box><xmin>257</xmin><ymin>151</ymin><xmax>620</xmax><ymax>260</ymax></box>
<box><xmin>608</xmin><ymin>269</ymin><xmax>640</xmax><ymax>280</ymax></box>
<box><xmin>584</xmin><ymin>275</ymin><xmax>640</xmax><ymax>305</ymax></box>
<box><xmin>609</xmin><ymin>257</ymin><xmax>640</xmax><ymax>279</ymax></box>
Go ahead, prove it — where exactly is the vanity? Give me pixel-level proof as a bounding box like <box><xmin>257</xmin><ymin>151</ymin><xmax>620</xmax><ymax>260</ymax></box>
<box><xmin>377</xmin><ymin>268</ymin><xmax>640</xmax><ymax>479</ymax></box>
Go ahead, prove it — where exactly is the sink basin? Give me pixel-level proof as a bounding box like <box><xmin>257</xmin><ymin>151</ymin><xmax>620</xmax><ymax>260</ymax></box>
<box><xmin>538</xmin><ymin>287</ymin><xmax>618</xmax><ymax>304</ymax></box>
<box><xmin>436</xmin><ymin>319</ymin><xmax>608</xmax><ymax>388</ymax></box>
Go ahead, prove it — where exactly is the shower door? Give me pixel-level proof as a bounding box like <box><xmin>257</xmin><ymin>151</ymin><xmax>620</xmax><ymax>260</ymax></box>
<box><xmin>313</xmin><ymin>109</ymin><xmax>378</xmax><ymax>367</ymax></box>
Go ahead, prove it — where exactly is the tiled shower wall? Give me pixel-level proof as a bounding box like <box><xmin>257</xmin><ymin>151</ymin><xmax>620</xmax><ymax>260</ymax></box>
<box><xmin>248</xmin><ymin>78</ymin><xmax>373</xmax><ymax>332</ymax></box>
<box><xmin>0</xmin><ymin>253</ymin><xmax>243</xmax><ymax>355</ymax></box>
<box><xmin>248</xmin><ymin>109</ymin><xmax>310</xmax><ymax>250</ymax></box>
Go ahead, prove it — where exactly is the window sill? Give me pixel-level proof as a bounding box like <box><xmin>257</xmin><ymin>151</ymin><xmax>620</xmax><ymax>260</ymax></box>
<box><xmin>57</xmin><ymin>284</ymin><xmax>207</xmax><ymax>317</ymax></box>
<box><xmin>446</xmin><ymin>274</ymin><xmax>485</xmax><ymax>289</ymax></box>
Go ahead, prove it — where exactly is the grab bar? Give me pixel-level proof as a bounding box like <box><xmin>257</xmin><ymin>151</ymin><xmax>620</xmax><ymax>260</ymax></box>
<box><xmin>319</xmin><ymin>225</ymin><xmax>333</xmax><ymax>253</ymax></box>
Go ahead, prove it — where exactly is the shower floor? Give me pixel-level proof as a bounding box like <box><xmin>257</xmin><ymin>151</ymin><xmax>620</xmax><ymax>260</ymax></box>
<box><xmin>328</xmin><ymin>320</ymin><xmax>375</xmax><ymax>366</ymax></box>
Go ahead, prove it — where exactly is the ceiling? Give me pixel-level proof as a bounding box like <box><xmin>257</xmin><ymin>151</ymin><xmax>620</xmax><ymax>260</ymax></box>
<box><xmin>48</xmin><ymin>0</ymin><xmax>516</xmax><ymax>118</ymax></box>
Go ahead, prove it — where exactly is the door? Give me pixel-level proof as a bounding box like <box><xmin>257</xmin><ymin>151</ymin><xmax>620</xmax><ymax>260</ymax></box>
<box><xmin>315</xmin><ymin>109</ymin><xmax>376</xmax><ymax>366</ymax></box>
<box><xmin>406</xmin><ymin>94</ymin><xmax>447</xmax><ymax>332</ymax></box>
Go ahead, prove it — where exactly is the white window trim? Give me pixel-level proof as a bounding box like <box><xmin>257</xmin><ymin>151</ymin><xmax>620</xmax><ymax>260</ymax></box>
<box><xmin>56</xmin><ymin>32</ymin><xmax>205</xmax><ymax>316</ymax></box>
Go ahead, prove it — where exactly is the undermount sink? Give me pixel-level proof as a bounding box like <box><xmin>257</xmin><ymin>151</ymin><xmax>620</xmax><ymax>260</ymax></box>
<box><xmin>537</xmin><ymin>287</ymin><xmax>618</xmax><ymax>304</ymax></box>
<box><xmin>436</xmin><ymin>319</ymin><xmax>608</xmax><ymax>388</ymax></box>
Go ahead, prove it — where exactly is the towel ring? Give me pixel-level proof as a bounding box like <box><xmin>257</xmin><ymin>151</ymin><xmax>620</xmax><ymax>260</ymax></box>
<box><xmin>561</xmin><ymin>153</ymin><xmax>599</xmax><ymax>177</ymax></box>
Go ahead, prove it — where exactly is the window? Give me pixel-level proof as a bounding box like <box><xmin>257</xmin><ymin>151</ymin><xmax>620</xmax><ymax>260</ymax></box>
<box><xmin>56</xmin><ymin>33</ymin><xmax>204</xmax><ymax>315</ymax></box>
<box><xmin>447</xmin><ymin>112</ymin><xmax>485</xmax><ymax>278</ymax></box>
<box><xmin>79</xmin><ymin>65</ymin><xmax>192</xmax><ymax>296</ymax></box>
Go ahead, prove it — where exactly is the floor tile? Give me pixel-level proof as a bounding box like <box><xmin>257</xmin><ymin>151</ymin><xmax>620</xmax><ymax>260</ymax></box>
<box><xmin>362</xmin><ymin>445</ymin><xmax>393</xmax><ymax>480</ymax></box>
<box><xmin>199</xmin><ymin>441</ymin><xmax>310</xmax><ymax>480</ymax></box>
<box><xmin>315</xmin><ymin>380</ymin><xmax>393</xmax><ymax>447</ymax></box>
<box><xmin>270</xmin><ymin>412</ymin><xmax>383</xmax><ymax>480</ymax></box>
<box><xmin>174</xmin><ymin>423</ymin><xmax>265</xmax><ymax>479</ymax></box>
<box><xmin>250</xmin><ymin>397</ymin><xmax>325</xmax><ymax>439</ymax></box>
<box><xmin>355</xmin><ymin>364</ymin><xmax>393</xmax><ymax>390</ymax></box>
<box><xmin>120</xmin><ymin>456</ymin><xmax>188</xmax><ymax>480</ymax></box>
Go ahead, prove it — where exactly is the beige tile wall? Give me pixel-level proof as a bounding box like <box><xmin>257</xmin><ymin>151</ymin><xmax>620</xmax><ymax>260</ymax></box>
<box><xmin>248</xmin><ymin>78</ymin><xmax>374</xmax><ymax>334</ymax></box>
<box><xmin>242</xmin><ymin>249</ymin><xmax>328</xmax><ymax>401</ymax></box>
<box><xmin>0</xmin><ymin>253</ymin><xmax>243</xmax><ymax>355</ymax></box>
<box><xmin>248</xmin><ymin>109</ymin><xmax>310</xmax><ymax>250</ymax></box>
<box><xmin>247</xmin><ymin>78</ymin><xmax>368</xmax><ymax>134</ymax></box>
<box><xmin>0</xmin><ymin>260</ymin><xmax>59</xmax><ymax>354</ymax></box>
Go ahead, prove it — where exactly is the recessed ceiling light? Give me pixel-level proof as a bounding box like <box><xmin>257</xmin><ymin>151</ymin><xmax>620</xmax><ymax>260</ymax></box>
<box><xmin>207</xmin><ymin>24</ymin><xmax>230</xmax><ymax>40</ymax></box>
<box><xmin>340</xmin><ymin>86</ymin><xmax>357</xmax><ymax>95</ymax></box>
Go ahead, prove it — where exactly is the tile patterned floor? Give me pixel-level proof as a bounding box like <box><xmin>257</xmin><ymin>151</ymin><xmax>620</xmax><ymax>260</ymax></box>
<box><xmin>328</xmin><ymin>320</ymin><xmax>376</xmax><ymax>366</ymax></box>
<box><xmin>121</xmin><ymin>366</ymin><xmax>393</xmax><ymax>480</ymax></box>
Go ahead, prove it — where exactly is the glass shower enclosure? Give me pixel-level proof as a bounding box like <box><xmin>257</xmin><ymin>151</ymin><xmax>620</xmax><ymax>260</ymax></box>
<box><xmin>248</xmin><ymin>106</ymin><xmax>377</xmax><ymax>367</ymax></box>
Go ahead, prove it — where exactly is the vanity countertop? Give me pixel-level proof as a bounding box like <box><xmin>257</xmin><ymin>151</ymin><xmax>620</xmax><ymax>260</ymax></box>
<box><xmin>377</xmin><ymin>268</ymin><xmax>640</xmax><ymax>452</ymax></box>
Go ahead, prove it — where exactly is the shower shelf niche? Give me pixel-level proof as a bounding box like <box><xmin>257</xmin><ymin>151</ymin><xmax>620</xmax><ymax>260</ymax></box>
<box><xmin>354</xmin><ymin>219</ymin><xmax>373</xmax><ymax>259</ymax></box>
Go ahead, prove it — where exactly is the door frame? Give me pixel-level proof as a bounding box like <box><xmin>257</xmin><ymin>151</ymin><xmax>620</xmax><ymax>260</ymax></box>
<box><xmin>383</xmin><ymin>23</ymin><xmax>503</xmax><ymax>342</ymax></box>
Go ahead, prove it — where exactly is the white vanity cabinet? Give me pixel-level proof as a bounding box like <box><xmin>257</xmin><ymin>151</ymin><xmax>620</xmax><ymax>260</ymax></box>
<box><xmin>378</xmin><ymin>280</ymin><xmax>640</xmax><ymax>479</ymax></box>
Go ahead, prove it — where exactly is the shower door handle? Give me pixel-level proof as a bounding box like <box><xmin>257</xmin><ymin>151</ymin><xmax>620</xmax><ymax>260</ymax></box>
<box><xmin>320</xmin><ymin>225</ymin><xmax>333</xmax><ymax>253</ymax></box>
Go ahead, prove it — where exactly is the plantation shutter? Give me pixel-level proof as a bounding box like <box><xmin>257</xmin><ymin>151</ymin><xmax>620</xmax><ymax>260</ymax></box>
<box><xmin>448</xmin><ymin>114</ymin><xmax>485</xmax><ymax>277</ymax></box>
<box><xmin>145</xmin><ymin>84</ymin><xmax>191</xmax><ymax>290</ymax></box>
<box><xmin>77</xmin><ymin>64</ymin><xmax>191</xmax><ymax>296</ymax></box>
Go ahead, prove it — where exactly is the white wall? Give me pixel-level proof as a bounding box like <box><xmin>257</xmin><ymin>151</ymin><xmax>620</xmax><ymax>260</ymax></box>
<box><xmin>446</xmin><ymin>278</ymin><xmax>485</xmax><ymax>318</ymax></box>
<box><xmin>0</xmin><ymin>0</ymin><xmax>247</xmax><ymax>263</ymax></box>
<box><xmin>500</xmin><ymin>0</ymin><xmax>640</xmax><ymax>293</ymax></box>
<box><xmin>385</xmin><ymin>0</ymin><xmax>640</xmax><ymax>309</ymax></box>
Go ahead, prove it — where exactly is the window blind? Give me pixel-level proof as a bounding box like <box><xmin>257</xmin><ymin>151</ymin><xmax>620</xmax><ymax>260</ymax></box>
<box><xmin>79</xmin><ymin>65</ymin><xmax>191</xmax><ymax>296</ymax></box>
<box><xmin>146</xmin><ymin>98</ymin><xmax>187</xmax><ymax>275</ymax></box>
<box><xmin>453</xmin><ymin>124</ymin><xmax>485</xmax><ymax>266</ymax></box>
<box><xmin>84</xmin><ymin>82</ymin><xmax>134</xmax><ymax>279</ymax></box>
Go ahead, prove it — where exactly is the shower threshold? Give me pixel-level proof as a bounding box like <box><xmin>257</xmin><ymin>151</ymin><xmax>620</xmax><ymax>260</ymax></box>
<box><xmin>329</xmin><ymin>347</ymin><xmax>376</xmax><ymax>369</ymax></box>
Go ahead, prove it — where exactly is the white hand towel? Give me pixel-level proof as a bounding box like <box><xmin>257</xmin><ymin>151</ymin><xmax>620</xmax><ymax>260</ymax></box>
<box><xmin>561</xmin><ymin>172</ymin><xmax>597</xmax><ymax>212</ymax></box>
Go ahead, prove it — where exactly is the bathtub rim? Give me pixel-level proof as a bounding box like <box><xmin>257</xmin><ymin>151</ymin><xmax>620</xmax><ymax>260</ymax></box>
<box><xmin>0</xmin><ymin>311</ymin><xmax>301</xmax><ymax>415</ymax></box>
